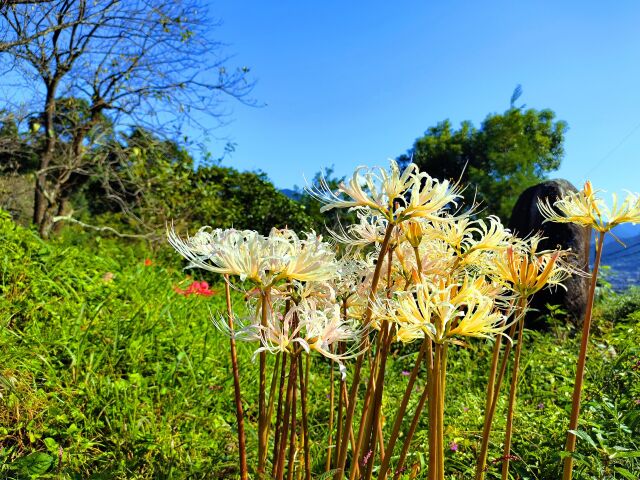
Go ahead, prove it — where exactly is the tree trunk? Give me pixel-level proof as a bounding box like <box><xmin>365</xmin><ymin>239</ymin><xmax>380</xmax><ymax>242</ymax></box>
<box><xmin>33</xmin><ymin>83</ymin><xmax>57</xmax><ymax>229</ymax></box>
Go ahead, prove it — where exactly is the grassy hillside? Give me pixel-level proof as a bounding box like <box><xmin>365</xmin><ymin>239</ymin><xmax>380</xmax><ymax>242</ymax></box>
<box><xmin>1</xmin><ymin>214</ymin><xmax>639</xmax><ymax>479</ymax></box>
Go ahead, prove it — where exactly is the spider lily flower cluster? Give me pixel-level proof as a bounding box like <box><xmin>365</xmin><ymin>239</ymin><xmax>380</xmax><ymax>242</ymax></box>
<box><xmin>167</xmin><ymin>162</ymin><xmax>617</xmax><ymax>480</ymax></box>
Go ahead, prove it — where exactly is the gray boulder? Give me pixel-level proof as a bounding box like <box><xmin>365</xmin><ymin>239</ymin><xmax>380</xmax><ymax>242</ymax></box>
<box><xmin>508</xmin><ymin>179</ymin><xmax>589</xmax><ymax>328</ymax></box>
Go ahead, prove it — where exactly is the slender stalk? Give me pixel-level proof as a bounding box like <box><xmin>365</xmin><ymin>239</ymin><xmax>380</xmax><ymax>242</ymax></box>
<box><xmin>485</xmin><ymin>318</ymin><xmax>507</xmax><ymax>413</ymax></box>
<box><xmin>428</xmin><ymin>343</ymin><xmax>442</xmax><ymax>480</ymax></box>
<box><xmin>352</xmin><ymin>331</ymin><xmax>382</xmax><ymax>476</ymax></box>
<box><xmin>362</xmin><ymin>324</ymin><xmax>394</xmax><ymax>480</ymax></box>
<box><xmin>474</xmin><ymin>301</ymin><xmax>524</xmax><ymax>480</ymax></box>
<box><xmin>394</xmin><ymin>339</ymin><xmax>432</xmax><ymax>479</ymax></box>
<box><xmin>268</xmin><ymin>353</ymin><xmax>282</xmax><ymax>431</ymax></box>
<box><xmin>299</xmin><ymin>354</ymin><xmax>311</xmax><ymax>480</ymax></box>
<box><xmin>437</xmin><ymin>344</ymin><xmax>448</xmax><ymax>479</ymax></box>
<box><xmin>334</xmin><ymin>390</ymin><xmax>343</xmax><ymax>469</ymax></box>
<box><xmin>287</xmin><ymin>358</ymin><xmax>298</xmax><ymax>480</ymax></box>
<box><xmin>276</xmin><ymin>354</ymin><xmax>298</xmax><ymax>480</ymax></box>
<box><xmin>378</xmin><ymin>339</ymin><xmax>428</xmax><ymax>479</ymax></box>
<box><xmin>355</xmin><ymin>246</ymin><xmax>397</xmax><ymax>479</ymax></box>
<box><xmin>562</xmin><ymin>230</ymin><xmax>604</xmax><ymax>480</ymax></box>
<box><xmin>272</xmin><ymin>354</ymin><xmax>289</xmax><ymax>476</ymax></box>
<box><xmin>394</xmin><ymin>376</ymin><xmax>429</xmax><ymax>478</ymax></box>
<box><xmin>334</xmin><ymin>344</ymin><xmax>345</xmax><ymax>468</ymax></box>
<box><xmin>377</xmin><ymin>416</ymin><xmax>385</xmax><ymax>463</ymax></box>
<box><xmin>258</xmin><ymin>289</ymin><xmax>271</xmax><ymax>478</ymax></box>
<box><xmin>223</xmin><ymin>275</ymin><xmax>248</xmax><ymax>480</ymax></box>
<box><xmin>334</xmin><ymin>222</ymin><xmax>395</xmax><ymax>480</ymax></box>
<box><xmin>326</xmin><ymin>348</ymin><xmax>336</xmax><ymax>471</ymax></box>
<box><xmin>501</xmin><ymin>314</ymin><xmax>526</xmax><ymax>479</ymax></box>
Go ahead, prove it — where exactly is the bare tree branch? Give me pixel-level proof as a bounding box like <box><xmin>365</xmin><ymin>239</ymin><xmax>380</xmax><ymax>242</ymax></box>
<box><xmin>0</xmin><ymin>0</ymin><xmax>254</xmax><ymax>237</ymax></box>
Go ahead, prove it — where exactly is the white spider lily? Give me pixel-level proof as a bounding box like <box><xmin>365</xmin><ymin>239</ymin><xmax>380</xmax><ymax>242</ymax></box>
<box><xmin>486</xmin><ymin>237</ymin><xmax>574</xmax><ymax>298</ymax></box>
<box><xmin>308</xmin><ymin>160</ymin><xmax>461</xmax><ymax>224</ymax></box>
<box><xmin>398</xmin><ymin>174</ymin><xmax>463</xmax><ymax>222</ymax></box>
<box><xmin>308</xmin><ymin>160</ymin><xmax>418</xmax><ymax>217</ymax></box>
<box><xmin>269</xmin><ymin>229</ymin><xmax>338</xmax><ymax>282</ymax></box>
<box><xmin>168</xmin><ymin>226</ymin><xmax>276</xmax><ymax>284</ymax></box>
<box><xmin>168</xmin><ymin>226</ymin><xmax>338</xmax><ymax>286</ymax></box>
<box><xmin>538</xmin><ymin>180</ymin><xmax>640</xmax><ymax>232</ymax></box>
<box><xmin>392</xmin><ymin>276</ymin><xmax>506</xmax><ymax>344</ymax></box>
<box><xmin>328</xmin><ymin>212</ymin><xmax>389</xmax><ymax>249</ymax></box>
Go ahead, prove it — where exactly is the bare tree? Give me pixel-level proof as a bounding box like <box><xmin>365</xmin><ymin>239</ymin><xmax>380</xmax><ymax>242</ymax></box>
<box><xmin>0</xmin><ymin>0</ymin><xmax>252</xmax><ymax>237</ymax></box>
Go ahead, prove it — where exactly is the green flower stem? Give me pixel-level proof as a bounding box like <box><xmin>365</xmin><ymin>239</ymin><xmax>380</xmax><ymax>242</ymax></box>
<box><xmin>223</xmin><ymin>275</ymin><xmax>248</xmax><ymax>480</ymax></box>
<box><xmin>428</xmin><ymin>343</ymin><xmax>443</xmax><ymax>480</ymax></box>
<box><xmin>393</xmin><ymin>341</ymin><xmax>432</xmax><ymax>479</ymax></box>
<box><xmin>501</xmin><ymin>313</ymin><xmax>526</xmax><ymax>479</ymax></box>
<box><xmin>334</xmin><ymin>222</ymin><xmax>395</xmax><ymax>480</ymax></box>
<box><xmin>257</xmin><ymin>288</ymin><xmax>271</xmax><ymax>478</ymax></box>
<box><xmin>362</xmin><ymin>324</ymin><xmax>395</xmax><ymax>480</ymax></box>
<box><xmin>562</xmin><ymin>229</ymin><xmax>605</xmax><ymax>480</ymax></box>
<box><xmin>275</xmin><ymin>352</ymin><xmax>298</xmax><ymax>480</ymax></box>
<box><xmin>286</xmin><ymin>354</ymin><xmax>298</xmax><ymax>480</ymax></box>
<box><xmin>272</xmin><ymin>353</ymin><xmax>289</xmax><ymax>477</ymax></box>
<box><xmin>325</xmin><ymin>347</ymin><xmax>335</xmax><ymax>472</ymax></box>
<box><xmin>378</xmin><ymin>339</ymin><xmax>429</xmax><ymax>479</ymax></box>
<box><xmin>474</xmin><ymin>299</ymin><xmax>525</xmax><ymax>480</ymax></box>
<box><xmin>299</xmin><ymin>354</ymin><xmax>311</xmax><ymax>480</ymax></box>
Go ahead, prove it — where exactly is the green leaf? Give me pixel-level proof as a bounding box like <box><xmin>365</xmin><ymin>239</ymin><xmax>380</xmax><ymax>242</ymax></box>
<box><xmin>315</xmin><ymin>469</ymin><xmax>341</xmax><ymax>480</ymax></box>
<box><xmin>568</xmin><ymin>429</ymin><xmax>597</xmax><ymax>449</ymax></box>
<box><xmin>614</xmin><ymin>466</ymin><xmax>638</xmax><ymax>480</ymax></box>
<box><xmin>11</xmin><ymin>452</ymin><xmax>53</xmax><ymax>475</ymax></box>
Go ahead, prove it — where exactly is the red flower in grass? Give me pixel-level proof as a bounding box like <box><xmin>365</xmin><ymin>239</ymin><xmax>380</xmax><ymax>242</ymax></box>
<box><xmin>175</xmin><ymin>280</ymin><xmax>215</xmax><ymax>297</ymax></box>
<box><xmin>144</xmin><ymin>258</ymin><xmax>153</xmax><ymax>267</ymax></box>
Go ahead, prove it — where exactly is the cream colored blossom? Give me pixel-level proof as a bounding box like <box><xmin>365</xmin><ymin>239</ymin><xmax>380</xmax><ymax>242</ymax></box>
<box><xmin>308</xmin><ymin>160</ymin><xmax>462</xmax><ymax>223</ymax></box>
<box><xmin>268</xmin><ymin>229</ymin><xmax>338</xmax><ymax>282</ymax></box>
<box><xmin>249</xmin><ymin>301</ymin><xmax>364</xmax><ymax>379</ymax></box>
<box><xmin>538</xmin><ymin>181</ymin><xmax>640</xmax><ymax>232</ymax></box>
<box><xmin>168</xmin><ymin>226</ymin><xmax>272</xmax><ymax>283</ymax></box>
<box><xmin>168</xmin><ymin>226</ymin><xmax>337</xmax><ymax>286</ymax></box>
<box><xmin>308</xmin><ymin>160</ymin><xmax>418</xmax><ymax>216</ymax></box>
<box><xmin>399</xmin><ymin>174</ymin><xmax>463</xmax><ymax>222</ymax></box>
<box><xmin>329</xmin><ymin>212</ymin><xmax>389</xmax><ymax>249</ymax></box>
<box><xmin>392</xmin><ymin>276</ymin><xmax>506</xmax><ymax>344</ymax></box>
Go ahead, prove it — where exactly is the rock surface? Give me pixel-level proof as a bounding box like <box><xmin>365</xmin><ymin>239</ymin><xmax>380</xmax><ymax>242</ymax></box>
<box><xmin>508</xmin><ymin>179</ymin><xmax>589</xmax><ymax>328</ymax></box>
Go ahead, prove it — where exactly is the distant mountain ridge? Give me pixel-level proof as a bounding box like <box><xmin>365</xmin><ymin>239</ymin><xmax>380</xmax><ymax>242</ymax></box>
<box><xmin>592</xmin><ymin>224</ymin><xmax>640</xmax><ymax>291</ymax></box>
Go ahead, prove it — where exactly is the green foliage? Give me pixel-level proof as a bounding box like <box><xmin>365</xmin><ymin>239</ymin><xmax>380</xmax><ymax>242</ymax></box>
<box><xmin>597</xmin><ymin>286</ymin><xmax>640</xmax><ymax>323</ymax></box>
<box><xmin>77</xmin><ymin>128</ymin><xmax>316</xmax><ymax>235</ymax></box>
<box><xmin>0</xmin><ymin>212</ymin><xmax>257</xmax><ymax>478</ymax></box>
<box><xmin>1</xmin><ymin>214</ymin><xmax>639</xmax><ymax>478</ymax></box>
<box><xmin>293</xmin><ymin>166</ymin><xmax>357</xmax><ymax>233</ymax></box>
<box><xmin>398</xmin><ymin>106</ymin><xmax>567</xmax><ymax>220</ymax></box>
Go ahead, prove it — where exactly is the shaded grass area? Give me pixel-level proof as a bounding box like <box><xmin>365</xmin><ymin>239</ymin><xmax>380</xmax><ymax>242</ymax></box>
<box><xmin>1</xmin><ymin>213</ymin><xmax>639</xmax><ymax>479</ymax></box>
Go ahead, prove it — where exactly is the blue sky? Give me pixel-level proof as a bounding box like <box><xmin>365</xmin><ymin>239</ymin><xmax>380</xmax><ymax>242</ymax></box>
<box><xmin>204</xmin><ymin>1</ymin><xmax>640</xmax><ymax>195</ymax></box>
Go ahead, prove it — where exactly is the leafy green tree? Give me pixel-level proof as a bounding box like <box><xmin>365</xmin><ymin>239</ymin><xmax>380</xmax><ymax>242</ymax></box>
<box><xmin>398</xmin><ymin>107</ymin><xmax>567</xmax><ymax>220</ymax></box>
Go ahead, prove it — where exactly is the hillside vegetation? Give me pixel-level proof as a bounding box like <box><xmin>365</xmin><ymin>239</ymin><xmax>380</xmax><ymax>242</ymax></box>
<box><xmin>1</xmin><ymin>213</ymin><xmax>639</xmax><ymax>479</ymax></box>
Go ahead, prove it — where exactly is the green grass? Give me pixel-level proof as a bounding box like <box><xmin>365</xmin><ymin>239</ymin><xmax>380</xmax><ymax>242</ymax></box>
<box><xmin>1</xmin><ymin>213</ymin><xmax>639</xmax><ymax>479</ymax></box>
